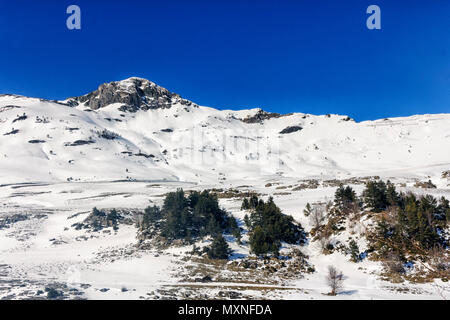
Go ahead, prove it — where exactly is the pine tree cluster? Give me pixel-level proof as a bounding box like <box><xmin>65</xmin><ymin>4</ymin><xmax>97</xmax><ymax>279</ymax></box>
<box><xmin>367</xmin><ymin>191</ymin><xmax>449</xmax><ymax>257</ymax></box>
<box><xmin>335</xmin><ymin>179</ymin><xmax>450</xmax><ymax>273</ymax></box>
<box><xmin>328</xmin><ymin>180</ymin><xmax>449</xmax><ymax>272</ymax></box>
<box><xmin>242</xmin><ymin>196</ymin><xmax>306</xmax><ymax>257</ymax></box>
<box><xmin>362</xmin><ymin>180</ymin><xmax>400</xmax><ymax>212</ymax></box>
<box><xmin>138</xmin><ymin>189</ymin><xmax>240</xmax><ymax>245</ymax></box>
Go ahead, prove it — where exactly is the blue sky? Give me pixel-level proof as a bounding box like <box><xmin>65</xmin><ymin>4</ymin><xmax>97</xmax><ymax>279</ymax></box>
<box><xmin>0</xmin><ymin>0</ymin><xmax>449</xmax><ymax>121</ymax></box>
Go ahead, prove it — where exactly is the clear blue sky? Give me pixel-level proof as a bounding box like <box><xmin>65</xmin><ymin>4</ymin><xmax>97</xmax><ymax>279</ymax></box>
<box><xmin>0</xmin><ymin>0</ymin><xmax>449</xmax><ymax>121</ymax></box>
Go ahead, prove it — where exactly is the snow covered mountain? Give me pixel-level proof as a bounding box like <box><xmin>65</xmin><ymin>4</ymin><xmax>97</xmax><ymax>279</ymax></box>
<box><xmin>1</xmin><ymin>77</ymin><xmax>449</xmax><ymax>186</ymax></box>
<box><xmin>0</xmin><ymin>77</ymin><xmax>449</xmax><ymax>300</ymax></box>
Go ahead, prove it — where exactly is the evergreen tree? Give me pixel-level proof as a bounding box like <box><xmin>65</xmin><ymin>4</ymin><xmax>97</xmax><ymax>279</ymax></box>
<box><xmin>386</xmin><ymin>180</ymin><xmax>400</xmax><ymax>207</ymax></box>
<box><xmin>163</xmin><ymin>188</ymin><xmax>188</xmax><ymax>214</ymax></box>
<box><xmin>233</xmin><ymin>228</ymin><xmax>242</xmax><ymax>245</ymax></box>
<box><xmin>206</xmin><ymin>234</ymin><xmax>231</xmax><ymax>259</ymax></box>
<box><xmin>107</xmin><ymin>209</ymin><xmax>120</xmax><ymax>230</ymax></box>
<box><xmin>348</xmin><ymin>239</ymin><xmax>360</xmax><ymax>262</ymax></box>
<box><xmin>243</xmin><ymin>214</ymin><xmax>251</xmax><ymax>229</ymax></box>
<box><xmin>188</xmin><ymin>191</ymin><xmax>200</xmax><ymax>209</ymax></box>
<box><xmin>249</xmin><ymin>195</ymin><xmax>259</xmax><ymax>209</ymax></box>
<box><xmin>241</xmin><ymin>198</ymin><xmax>250</xmax><ymax>210</ymax></box>
<box><xmin>334</xmin><ymin>185</ymin><xmax>357</xmax><ymax>213</ymax></box>
<box><xmin>162</xmin><ymin>207</ymin><xmax>184</xmax><ymax>239</ymax></box>
<box><xmin>228</xmin><ymin>216</ymin><xmax>242</xmax><ymax>244</ymax></box>
<box><xmin>369</xmin><ymin>216</ymin><xmax>394</xmax><ymax>257</ymax></box>
<box><xmin>206</xmin><ymin>216</ymin><xmax>221</xmax><ymax>237</ymax></box>
<box><xmin>249</xmin><ymin>226</ymin><xmax>280</xmax><ymax>256</ymax></box>
<box><xmin>92</xmin><ymin>207</ymin><xmax>105</xmax><ymax>217</ymax></box>
<box><xmin>362</xmin><ymin>180</ymin><xmax>388</xmax><ymax>212</ymax></box>
<box><xmin>142</xmin><ymin>205</ymin><xmax>162</xmax><ymax>226</ymax></box>
<box><xmin>437</xmin><ymin>196</ymin><xmax>450</xmax><ymax>225</ymax></box>
<box><xmin>419</xmin><ymin>195</ymin><xmax>437</xmax><ymax>213</ymax></box>
<box><xmin>437</xmin><ymin>196</ymin><xmax>449</xmax><ymax>215</ymax></box>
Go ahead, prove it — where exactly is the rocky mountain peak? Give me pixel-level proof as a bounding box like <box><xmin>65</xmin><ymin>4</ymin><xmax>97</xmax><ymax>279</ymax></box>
<box><xmin>67</xmin><ymin>77</ymin><xmax>197</xmax><ymax>112</ymax></box>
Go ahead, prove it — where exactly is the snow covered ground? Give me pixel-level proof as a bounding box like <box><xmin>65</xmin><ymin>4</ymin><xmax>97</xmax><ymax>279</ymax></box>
<box><xmin>0</xmin><ymin>78</ymin><xmax>449</xmax><ymax>299</ymax></box>
<box><xmin>0</xmin><ymin>179</ymin><xmax>448</xmax><ymax>300</ymax></box>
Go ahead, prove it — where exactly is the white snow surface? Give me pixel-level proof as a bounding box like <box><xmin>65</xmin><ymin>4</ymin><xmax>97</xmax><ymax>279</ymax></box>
<box><xmin>0</xmin><ymin>80</ymin><xmax>449</xmax><ymax>300</ymax></box>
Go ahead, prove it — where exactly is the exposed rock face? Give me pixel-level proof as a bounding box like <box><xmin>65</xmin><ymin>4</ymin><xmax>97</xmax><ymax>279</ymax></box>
<box><xmin>279</xmin><ymin>125</ymin><xmax>303</xmax><ymax>134</ymax></box>
<box><xmin>67</xmin><ymin>77</ymin><xmax>197</xmax><ymax>112</ymax></box>
<box><xmin>241</xmin><ymin>109</ymin><xmax>291</xmax><ymax>124</ymax></box>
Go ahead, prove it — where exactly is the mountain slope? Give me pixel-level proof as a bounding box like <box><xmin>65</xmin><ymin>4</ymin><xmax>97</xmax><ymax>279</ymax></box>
<box><xmin>0</xmin><ymin>77</ymin><xmax>449</xmax><ymax>185</ymax></box>
<box><xmin>0</xmin><ymin>78</ymin><xmax>449</xmax><ymax>300</ymax></box>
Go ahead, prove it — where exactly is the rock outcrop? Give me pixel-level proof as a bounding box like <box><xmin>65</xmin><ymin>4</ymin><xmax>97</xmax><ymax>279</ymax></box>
<box><xmin>279</xmin><ymin>125</ymin><xmax>303</xmax><ymax>134</ymax></box>
<box><xmin>67</xmin><ymin>77</ymin><xmax>197</xmax><ymax>112</ymax></box>
<box><xmin>241</xmin><ymin>109</ymin><xmax>292</xmax><ymax>124</ymax></box>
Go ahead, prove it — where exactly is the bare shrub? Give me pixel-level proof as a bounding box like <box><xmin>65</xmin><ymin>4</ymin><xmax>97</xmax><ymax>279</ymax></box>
<box><xmin>310</xmin><ymin>205</ymin><xmax>325</xmax><ymax>229</ymax></box>
<box><xmin>349</xmin><ymin>202</ymin><xmax>362</xmax><ymax>221</ymax></box>
<box><xmin>382</xmin><ymin>252</ymin><xmax>404</xmax><ymax>274</ymax></box>
<box><xmin>325</xmin><ymin>200</ymin><xmax>333</xmax><ymax>213</ymax></box>
<box><xmin>326</xmin><ymin>265</ymin><xmax>344</xmax><ymax>295</ymax></box>
<box><xmin>429</xmin><ymin>245</ymin><xmax>449</xmax><ymax>273</ymax></box>
<box><xmin>318</xmin><ymin>228</ymin><xmax>332</xmax><ymax>251</ymax></box>
<box><xmin>318</xmin><ymin>236</ymin><xmax>329</xmax><ymax>251</ymax></box>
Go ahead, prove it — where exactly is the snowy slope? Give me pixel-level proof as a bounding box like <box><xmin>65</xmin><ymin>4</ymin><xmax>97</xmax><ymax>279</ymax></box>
<box><xmin>1</xmin><ymin>77</ymin><xmax>449</xmax><ymax>186</ymax></box>
<box><xmin>0</xmin><ymin>77</ymin><xmax>449</xmax><ymax>300</ymax></box>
